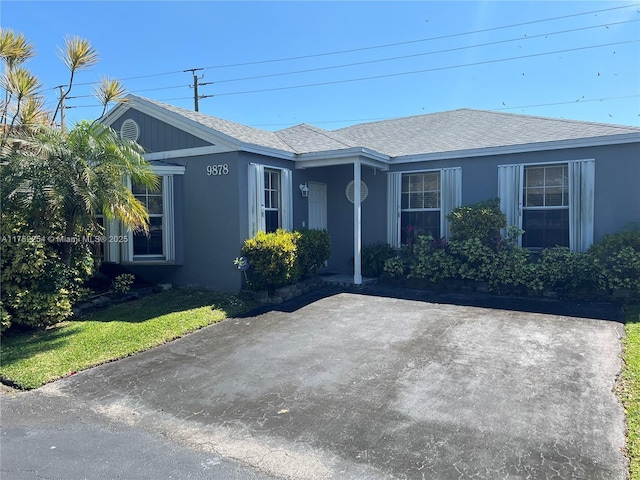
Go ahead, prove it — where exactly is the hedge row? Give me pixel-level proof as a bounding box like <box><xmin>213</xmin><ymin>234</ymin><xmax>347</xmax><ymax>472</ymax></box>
<box><xmin>376</xmin><ymin>199</ymin><xmax>640</xmax><ymax>298</ymax></box>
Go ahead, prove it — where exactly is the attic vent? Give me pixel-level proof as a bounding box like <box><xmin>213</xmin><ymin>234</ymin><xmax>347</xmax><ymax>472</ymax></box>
<box><xmin>346</xmin><ymin>180</ymin><xmax>368</xmax><ymax>204</ymax></box>
<box><xmin>120</xmin><ymin>119</ymin><xmax>139</xmax><ymax>141</ymax></box>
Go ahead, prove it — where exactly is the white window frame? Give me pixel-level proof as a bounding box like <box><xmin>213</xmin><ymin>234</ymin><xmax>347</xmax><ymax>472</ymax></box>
<box><xmin>522</xmin><ymin>164</ymin><xmax>569</xmax><ymax>249</ymax></box>
<box><xmin>387</xmin><ymin>167</ymin><xmax>461</xmax><ymax>248</ymax></box>
<box><xmin>264</xmin><ymin>168</ymin><xmax>282</xmax><ymax>233</ymax></box>
<box><xmin>498</xmin><ymin>159</ymin><xmax>594</xmax><ymax>252</ymax></box>
<box><xmin>122</xmin><ymin>174</ymin><xmax>176</xmax><ymax>263</ymax></box>
<box><xmin>401</xmin><ymin>170</ymin><xmax>442</xmax><ymax>243</ymax></box>
<box><xmin>248</xmin><ymin>163</ymin><xmax>292</xmax><ymax>238</ymax></box>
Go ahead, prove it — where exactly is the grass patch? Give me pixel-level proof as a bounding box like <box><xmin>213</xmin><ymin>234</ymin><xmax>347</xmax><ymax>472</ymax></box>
<box><xmin>623</xmin><ymin>305</ymin><xmax>640</xmax><ymax>479</ymax></box>
<box><xmin>0</xmin><ymin>289</ymin><xmax>256</xmax><ymax>390</ymax></box>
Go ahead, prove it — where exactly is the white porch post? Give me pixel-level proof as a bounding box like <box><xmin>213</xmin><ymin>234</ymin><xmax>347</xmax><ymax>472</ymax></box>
<box><xmin>353</xmin><ymin>160</ymin><xmax>362</xmax><ymax>285</ymax></box>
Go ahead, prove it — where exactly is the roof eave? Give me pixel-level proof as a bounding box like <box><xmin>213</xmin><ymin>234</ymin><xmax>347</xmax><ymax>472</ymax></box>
<box><xmin>392</xmin><ymin>133</ymin><xmax>640</xmax><ymax>163</ymax></box>
<box><xmin>295</xmin><ymin>147</ymin><xmax>390</xmax><ymax>170</ymax></box>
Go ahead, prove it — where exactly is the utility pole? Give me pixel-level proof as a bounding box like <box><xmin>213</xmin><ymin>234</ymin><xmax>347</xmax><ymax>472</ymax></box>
<box><xmin>55</xmin><ymin>85</ymin><xmax>66</xmax><ymax>130</ymax></box>
<box><xmin>184</xmin><ymin>68</ymin><xmax>213</xmax><ymax>112</ymax></box>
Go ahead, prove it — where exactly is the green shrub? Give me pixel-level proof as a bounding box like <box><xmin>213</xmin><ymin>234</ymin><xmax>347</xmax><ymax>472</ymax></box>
<box><xmin>297</xmin><ymin>229</ymin><xmax>330</xmax><ymax>276</ymax></box>
<box><xmin>241</xmin><ymin>229</ymin><xmax>303</xmax><ymax>290</ymax></box>
<box><xmin>447</xmin><ymin>198</ymin><xmax>507</xmax><ymax>248</ymax></box>
<box><xmin>448</xmin><ymin>238</ymin><xmax>533</xmax><ymax>293</ymax></box>
<box><xmin>408</xmin><ymin>249</ymin><xmax>461</xmax><ymax>283</ymax></box>
<box><xmin>0</xmin><ymin>302</ymin><xmax>11</xmax><ymax>334</ymax></box>
<box><xmin>535</xmin><ymin>247</ymin><xmax>597</xmax><ymax>293</ymax></box>
<box><xmin>383</xmin><ymin>256</ymin><xmax>407</xmax><ymax>278</ymax></box>
<box><xmin>597</xmin><ymin>246</ymin><xmax>640</xmax><ymax>292</ymax></box>
<box><xmin>111</xmin><ymin>273</ymin><xmax>135</xmax><ymax>296</ymax></box>
<box><xmin>449</xmin><ymin>238</ymin><xmax>495</xmax><ymax>283</ymax></box>
<box><xmin>0</xmin><ymin>238</ymin><xmax>76</xmax><ymax>329</ymax></box>
<box><xmin>490</xmin><ymin>247</ymin><xmax>535</xmax><ymax>293</ymax></box>
<box><xmin>361</xmin><ymin>242</ymin><xmax>395</xmax><ymax>277</ymax></box>
<box><xmin>588</xmin><ymin>226</ymin><xmax>640</xmax><ymax>292</ymax></box>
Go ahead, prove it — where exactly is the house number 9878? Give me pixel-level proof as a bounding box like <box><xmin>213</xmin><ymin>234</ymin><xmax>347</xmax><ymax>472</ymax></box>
<box><xmin>207</xmin><ymin>164</ymin><xmax>229</xmax><ymax>176</ymax></box>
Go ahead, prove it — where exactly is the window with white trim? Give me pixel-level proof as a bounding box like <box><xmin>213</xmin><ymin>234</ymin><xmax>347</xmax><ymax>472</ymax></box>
<box><xmin>522</xmin><ymin>164</ymin><xmax>569</xmax><ymax>248</ymax></box>
<box><xmin>248</xmin><ymin>164</ymin><xmax>292</xmax><ymax>238</ymax></box>
<box><xmin>401</xmin><ymin>171</ymin><xmax>441</xmax><ymax>243</ymax></box>
<box><xmin>264</xmin><ymin>168</ymin><xmax>281</xmax><ymax>233</ymax></box>
<box><xmin>498</xmin><ymin>159</ymin><xmax>594</xmax><ymax>252</ymax></box>
<box><xmin>123</xmin><ymin>174</ymin><xmax>177</xmax><ymax>262</ymax></box>
<box><xmin>132</xmin><ymin>180</ymin><xmax>164</xmax><ymax>257</ymax></box>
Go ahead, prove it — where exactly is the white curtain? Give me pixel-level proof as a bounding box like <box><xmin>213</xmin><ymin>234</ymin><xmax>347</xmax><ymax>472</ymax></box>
<box><xmin>387</xmin><ymin>172</ymin><xmax>402</xmax><ymax>248</ymax></box>
<box><xmin>568</xmin><ymin>159</ymin><xmax>595</xmax><ymax>252</ymax></box>
<box><xmin>281</xmin><ymin>168</ymin><xmax>293</xmax><ymax>231</ymax></box>
<box><xmin>498</xmin><ymin>164</ymin><xmax>524</xmax><ymax>244</ymax></box>
<box><xmin>247</xmin><ymin>163</ymin><xmax>265</xmax><ymax>237</ymax></box>
<box><xmin>440</xmin><ymin>167</ymin><xmax>462</xmax><ymax>239</ymax></box>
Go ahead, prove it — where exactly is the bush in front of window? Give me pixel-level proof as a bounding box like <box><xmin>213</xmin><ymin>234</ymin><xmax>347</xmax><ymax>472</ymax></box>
<box><xmin>534</xmin><ymin>246</ymin><xmax>597</xmax><ymax>294</ymax></box>
<box><xmin>241</xmin><ymin>229</ymin><xmax>303</xmax><ymax>291</ymax></box>
<box><xmin>447</xmin><ymin>198</ymin><xmax>507</xmax><ymax>249</ymax></box>
<box><xmin>383</xmin><ymin>256</ymin><xmax>407</xmax><ymax>278</ymax></box>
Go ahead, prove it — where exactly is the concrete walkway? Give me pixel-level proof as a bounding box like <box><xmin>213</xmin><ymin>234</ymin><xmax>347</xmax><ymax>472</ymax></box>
<box><xmin>1</xmin><ymin>287</ymin><xmax>627</xmax><ymax>479</ymax></box>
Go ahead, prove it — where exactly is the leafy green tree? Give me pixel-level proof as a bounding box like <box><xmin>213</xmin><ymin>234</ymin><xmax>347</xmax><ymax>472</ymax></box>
<box><xmin>1</xmin><ymin>30</ymin><xmax>154</xmax><ymax>333</ymax></box>
<box><xmin>3</xmin><ymin>121</ymin><xmax>158</xmax><ymax>265</ymax></box>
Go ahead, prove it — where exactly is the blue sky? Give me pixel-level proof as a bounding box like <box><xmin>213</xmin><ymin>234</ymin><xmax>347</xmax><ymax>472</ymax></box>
<box><xmin>2</xmin><ymin>1</ymin><xmax>639</xmax><ymax>129</ymax></box>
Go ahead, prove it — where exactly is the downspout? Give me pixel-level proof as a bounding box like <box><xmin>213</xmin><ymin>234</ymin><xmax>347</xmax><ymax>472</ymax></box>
<box><xmin>353</xmin><ymin>160</ymin><xmax>362</xmax><ymax>285</ymax></box>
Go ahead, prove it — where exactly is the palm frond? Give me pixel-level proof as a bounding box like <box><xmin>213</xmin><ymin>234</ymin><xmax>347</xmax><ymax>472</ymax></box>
<box><xmin>58</xmin><ymin>36</ymin><xmax>98</xmax><ymax>71</ymax></box>
<box><xmin>0</xmin><ymin>29</ymin><xmax>35</xmax><ymax>68</ymax></box>
<box><xmin>1</xmin><ymin>67</ymin><xmax>41</xmax><ymax>100</ymax></box>
<box><xmin>94</xmin><ymin>77</ymin><xmax>127</xmax><ymax>116</ymax></box>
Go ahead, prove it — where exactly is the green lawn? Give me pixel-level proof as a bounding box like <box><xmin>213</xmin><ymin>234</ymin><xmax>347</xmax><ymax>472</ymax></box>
<box><xmin>0</xmin><ymin>289</ymin><xmax>256</xmax><ymax>390</ymax></box>
<box><xmin>624</xmin><ymin>305</ymin><xmax>640</xmax><ymax>480</ymax></box>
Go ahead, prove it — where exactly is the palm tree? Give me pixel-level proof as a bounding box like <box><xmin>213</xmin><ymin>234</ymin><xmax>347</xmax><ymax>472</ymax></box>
<box><xmin>51</xmin><ymin>36</ymin><xmax>98</xmax><ymax>128</ymax></box>
<box><xmin>2</xmin><ymin>121</ymin><xmax>159</xmax><ymax>266</ymax></box>
<box><xmin>1</xmin><ymin>31</ymin><xmax>158</xmax><ymax>332</ymax></box>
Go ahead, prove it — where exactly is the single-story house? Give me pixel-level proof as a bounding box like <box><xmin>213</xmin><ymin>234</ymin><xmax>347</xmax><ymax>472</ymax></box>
<box><xmin>100</xmin><ymin>95</ymin><xmax>640</xmax><ymax>292</ymax></box>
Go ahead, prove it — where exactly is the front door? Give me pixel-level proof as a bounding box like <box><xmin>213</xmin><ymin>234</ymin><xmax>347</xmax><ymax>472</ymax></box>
<box><xmin>308</xmin><ymin>182</ymin><xmax>327</xmax><ymax>230</ymax></box>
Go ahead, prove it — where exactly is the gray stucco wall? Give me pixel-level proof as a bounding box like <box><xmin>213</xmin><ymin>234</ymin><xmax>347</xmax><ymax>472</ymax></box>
<box><xmin>125</xmin><ymin>152</ymin><xmax>243</xmax><ymax>292</ymax></box>
<box><xmin>388</xmin><ymin>141</ymin><xmax>640</xmax><ymax>244</ymax></box>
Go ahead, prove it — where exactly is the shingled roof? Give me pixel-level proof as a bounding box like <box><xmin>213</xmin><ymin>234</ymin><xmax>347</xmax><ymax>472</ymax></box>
<box><xmin>131</xmin><ymin>96</ymin><xmax>293</xmax><ymax>152</ymax></box>
<box><xmin>275</xmin><ymin>123</ymin><xmax>360</xmax><ymax>153</ymax></box>
<box><xmin>333</xmin><ymin>108</ymin><xmax>640</xmax><ymax>157</ymax></box>
<box><xmin>116</xmin><ymin>96</ymin><xmax>640</xmax><ymax>159</ymax></box>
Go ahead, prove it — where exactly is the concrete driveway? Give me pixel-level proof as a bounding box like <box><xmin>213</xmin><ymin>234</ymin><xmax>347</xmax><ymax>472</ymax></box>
<box><xmin>2</xmin><ymin>287</ymin><xmax>627</xmax><ymax>479</ymax></box>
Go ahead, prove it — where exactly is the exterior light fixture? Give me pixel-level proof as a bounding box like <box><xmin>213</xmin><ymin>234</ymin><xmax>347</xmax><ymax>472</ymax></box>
<box><xmin>299</xmin><ymin>183</ymin><xmax>310</xmax><ymax>197</ymax></box>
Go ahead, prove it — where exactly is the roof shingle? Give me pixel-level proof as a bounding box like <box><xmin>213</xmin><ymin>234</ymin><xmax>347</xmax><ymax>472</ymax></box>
<box><xmin>333</xmin><ymin>108</ymin><xmax>640</xmax><ymax>157</ymax></box>
<box><xmin>124</xmin><ymin>97</ymin><xmax>640</xmax><ymax>159</ymax></box>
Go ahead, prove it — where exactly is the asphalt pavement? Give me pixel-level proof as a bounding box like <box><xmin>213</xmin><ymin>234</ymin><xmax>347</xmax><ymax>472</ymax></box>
<box><xmin>1</xmin><ymin>286</ymin><xmax>627</xmax><ymax>479</ymax></box>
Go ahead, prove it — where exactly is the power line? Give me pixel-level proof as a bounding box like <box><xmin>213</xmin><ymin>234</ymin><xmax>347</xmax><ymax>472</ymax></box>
<box><xmin>245</xmin><ymin>95</ymin><xmax>640</xmax><ymax>127</ymax></box>
<box><xmin>73</xmin><ymin>69</ymin><xmax>187</xmax><ymax>87</ymax></box>
<box><xmin>495</xmin><ymin>94</ymin><xmax>640</xmax><ymax>112</ymax></box>
<box><xmin>65</xmin><ymin>18</ymin><xmax>639</xmax><ymax>103</ymax></box>
<box><xmin>57</xmin><ymin>3</ymin><xmax>639</xmax><ymax>91</ymax></box>
<box><xmin>65</xmin><ymin>36</ymin><xmax>638</xmax><ymax>107</ymax></box>
<box><xmin>212</xmin><ymin>19</ymin><xmax>639</xmax><ymax>85</ymax></box>
<box><xmin>200</xmin><ymin>3</ymin><xmax>640</xmax><ymax>70</ymax></box>
<box><xmin>212</xmin><ymin>40</ymin><xmax>638</xmax><ymax>97</ymax></box>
